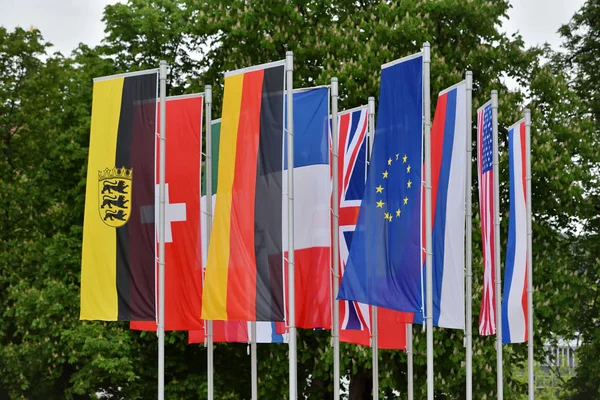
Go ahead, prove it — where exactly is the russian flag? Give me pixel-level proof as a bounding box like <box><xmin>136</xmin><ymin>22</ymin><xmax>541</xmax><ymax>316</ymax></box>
<box><xmin>418</xmin><ymin>81</ymin><xmax>467</xmax><ymax>329</ymax></box>
<box><xmin>502</xmin><ymin>119</ymin><xmax>528</xmax><ymax>343</ymax></box>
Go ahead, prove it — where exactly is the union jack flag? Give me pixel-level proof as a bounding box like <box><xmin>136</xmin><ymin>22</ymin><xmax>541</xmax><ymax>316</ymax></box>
<box><xmin>477</xmin><ymin>101</ymin><xmax>497</xmax><ymax>336</ymax></box>
<box><xmin>332</xmin><ymin>106</ymin><xmax>371</xmax><ymax>344</ymax></box>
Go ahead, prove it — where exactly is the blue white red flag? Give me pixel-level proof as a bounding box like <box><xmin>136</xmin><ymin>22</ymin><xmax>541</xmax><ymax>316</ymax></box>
<box><xmin>417</xmin><ymin>82</ymin><xmax>467</xmax><ymax>329</ymax></box>
<box><xmin>283</xmin><ymin>86</ymin><xmax>331</xmax><ymax>330</ymax></box>
<box><xmin>502</xmin><ymin>119</ymin><xmax>528</xmax><ymax>343</ymax></box>
<box><xmin>337</xmin><ymin>53</ymin><xmax>424</xmax><ymax>314</ymax></box>
<box><xmin>477</xmin><ymin>101</ymin><xmax>497</xmax><ymax>336</ymax></box>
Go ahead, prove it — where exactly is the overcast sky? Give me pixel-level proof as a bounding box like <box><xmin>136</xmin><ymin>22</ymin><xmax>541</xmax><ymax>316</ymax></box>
<box><xmin>0</xmin><ymin>0</ymin><xmax>586</xmax><ymax>56</ymax></box>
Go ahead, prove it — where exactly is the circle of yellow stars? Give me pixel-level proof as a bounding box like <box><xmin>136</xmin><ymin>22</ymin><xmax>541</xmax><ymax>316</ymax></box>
<box><xmin>375</xmin><ymin>153</ymin><xmax>413</xmax><ymax>222</ymax></box>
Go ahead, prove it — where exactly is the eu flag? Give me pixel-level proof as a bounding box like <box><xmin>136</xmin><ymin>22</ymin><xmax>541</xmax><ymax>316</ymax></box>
<box><xmin>337</xmin><ymin>54</ymin><xmax>423</xmax><ymax>314</ymax></box>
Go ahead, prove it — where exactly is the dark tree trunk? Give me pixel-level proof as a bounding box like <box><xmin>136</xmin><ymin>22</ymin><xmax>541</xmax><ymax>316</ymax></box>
<box><xmin>349</xmin><ymin>365</ymin><xmax>373</xmax><ymax>400</ymax></box>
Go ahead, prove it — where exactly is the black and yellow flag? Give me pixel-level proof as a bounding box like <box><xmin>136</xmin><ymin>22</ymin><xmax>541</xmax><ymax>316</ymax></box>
<box><xmin>81</xmin><ymin>70</ymin><xmax>158</xmax><ymax>321</ymax></box>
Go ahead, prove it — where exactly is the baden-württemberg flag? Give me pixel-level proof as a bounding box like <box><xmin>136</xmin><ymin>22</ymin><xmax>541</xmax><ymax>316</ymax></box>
<box><xmin>80</xmin><ymin>70</ymin><xmax>158</xmax><ymax>321</ymax></box>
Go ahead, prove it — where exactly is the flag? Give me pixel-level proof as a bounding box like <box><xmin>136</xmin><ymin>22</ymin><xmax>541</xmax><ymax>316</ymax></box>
<box><xmin>189</xmin><ymin>120</ymin><xmax>286</xmax><ymax>344</ymax></box>
<box><xmin>337</xmin><ymin>54</ymin><xmax>424</xmax><ymax>314</ymax></box>
<box><xmin>418</xmin><ymin>82</ymin><xmax>467</xmax><ymax>329</ymax></box>
<box><xmin>283</xmin><ymin>86</ymin><xmax>331</xmax><ymax>330</ymax></box>
<box><xmin>130</xmin><ymin>94</ymin><xmax>204</xmax><ymax>332</ymax></box>
<box><xmin>502</xmin><ymin>119</ymin><xmax>528</xmax><ymax>343</ymax></box>
<box><xmin>334</xmin><ymin>106</ymin><xmax>410</xmax><ymax>349</ymax></box>
<box><xmin>188</xmin><ymin>322</ymin><xmax>285</xmax><ymax>344</ymax></box>
<box><xmin>80</xmin><ymin>70</ymin><xmax>158</xmax><ymax>321</ymax></box>
<box><xmin>202</xmin><ymin>60</ymin><xmax>286</xmax><ymax>321</ymax></box>
<box><xmin>477</xmin><ymin>101</ymin><xmax>497</xmax><ymax>336</ymax></box>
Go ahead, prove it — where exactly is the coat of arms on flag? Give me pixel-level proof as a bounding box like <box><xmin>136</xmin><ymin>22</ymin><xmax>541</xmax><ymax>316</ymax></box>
<box><xmin>98</xmin><ymin>167</ymin><xmax>133</xmax><ymax>227</ymax></box>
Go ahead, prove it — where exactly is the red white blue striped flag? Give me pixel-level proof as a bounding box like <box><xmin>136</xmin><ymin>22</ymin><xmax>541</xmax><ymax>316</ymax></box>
<box><xmin>502</xmin><ymin>119</ymin><xmax>529</xmax><ymax>343</ymax></box>
<box><xmin>477</xmin><ymin>101</ymin><xmax>497</xmax><ymax>336</ymax></box>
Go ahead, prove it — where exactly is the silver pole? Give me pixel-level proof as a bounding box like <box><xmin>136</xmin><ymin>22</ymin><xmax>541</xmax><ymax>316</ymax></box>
<box><xmin>407</xmin><ymin>324</ymin><xmax>414</xmax><ymax>400</ymax></box>
<box><xmin>158</xmin><ymin>60</ymin><xmax>167</xmax><ymax>400</ymax></box>
<box><xmin>205</xmin><ymin>85</ymin><xmax>214</xmax><ymax>400</ymax></box>
<box><xmin>251</xmin><ymin>322</ymin><xmax>258</xmax><ymax>400</ymax></box>
<box><xmin>286</xmin><ymin>51</ymin><xmax>297</xmax><ymax>400</ymax></box>
<box><xmin>465</xmin><ymin>71</ymin><xmax>473</xmax><ymax>400</ymax></box>
<box><xmin>423</xmin><ymin>42</ymin><xmax>434</xmax><ymax>400</ymax></box>
<box><xmin>367</xmin><ymin>96</ymin><xmax>378</xmax><ymax>400</ymax></box>
<box><xmin>525</xmin><ymin>109</ymin><xmax>534</xmax><ymax>400</ymax></box>
<box><xmin>491</xmin><ymin>90</ymin><xmax>503</xmax><ymax>400</ymax></box>
<box><xmin>331</xmin><ymin>77</ymin><xmax>340</xmax><ymax>400</ymax></box>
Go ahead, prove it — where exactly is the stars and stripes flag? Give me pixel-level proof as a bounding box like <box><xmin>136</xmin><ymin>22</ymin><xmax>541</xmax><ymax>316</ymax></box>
<box><xmin>477</xmin><ymin>101</ymin><xmax>497</xmax><ymax>336</ymax></box>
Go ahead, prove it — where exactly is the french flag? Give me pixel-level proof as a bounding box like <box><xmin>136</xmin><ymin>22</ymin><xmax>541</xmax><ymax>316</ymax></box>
<box><xmin>502</xmin><ymin>119</ymin><xmax>528</xmax><ymax>343</ymax></box>
<box><xmin>419</xmin><ymin>81</ymin><xmax>467</xmax><ymax>329</ymax></box>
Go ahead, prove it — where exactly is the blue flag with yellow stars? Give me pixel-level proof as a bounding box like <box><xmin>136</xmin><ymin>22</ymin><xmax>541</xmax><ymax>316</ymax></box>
<box><xmin>337</xmin><ymin>53</ymin><xmax>423</xmax><ymax>314</ymax></box>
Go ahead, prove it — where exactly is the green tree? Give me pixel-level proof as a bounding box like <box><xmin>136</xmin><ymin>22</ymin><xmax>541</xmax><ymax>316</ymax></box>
<box><xmin>1</xmin><ymin>0</ymin><xmax>598</xmax><ymax>398</ymax></box>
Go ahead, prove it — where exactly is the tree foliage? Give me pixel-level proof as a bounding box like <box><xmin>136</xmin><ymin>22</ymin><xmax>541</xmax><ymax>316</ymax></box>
<box><xmin>0</xmin><ymin>0</ymin><xmax>598</xmax><ymax>398</ymax></box>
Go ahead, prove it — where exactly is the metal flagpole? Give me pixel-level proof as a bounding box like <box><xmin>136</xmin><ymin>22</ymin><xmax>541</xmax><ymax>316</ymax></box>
<box><xmin>407</xmin><ymin>324</ymin><xmax>414</xmax><ymax>400</ymax></box>
<box><xmin>423</xmin><ymin>42</ymin><xmax>434</xmax><ymax>400</ymax></box>
<box><xmin>465</xmin><ymin>71</ymin><xmax>473</xmax><ymax>400</ymax></box>
<box><xmin>491</xmin><ymin>90</ymin><xmax>503</xmax><ymax>400</ymax></box>
<box><xmin>367</xmin><ymin>96</ymin><xmax>379</xmax><ymax>400</ymax></box>
<box><xmin>158</xmin><ymin>60</ymin><xmax>167</xmax><ymax>400</ymax></box>
<box><xmin>525</xmin><ymin>109</ymin><xmax>534</xmax><ymax>400</ymax></box>
<box><xmin>251</xmin><ymin>322</ymin><xmax>258</xmax><ymax>400</ymax></box>
<box><xmin>331</xmin><ymin>77</ymin><xmax>341</xmax><ymax>400</ymax></box>
<box><xmin>286</xmin><ymin>51</ymin><xmax>297</xmax><ymax>400</ymax></box>
<box><xmin>204</xmin><ymin>85</ymin><xmax>214</xmax><ymax>400</ymax></box>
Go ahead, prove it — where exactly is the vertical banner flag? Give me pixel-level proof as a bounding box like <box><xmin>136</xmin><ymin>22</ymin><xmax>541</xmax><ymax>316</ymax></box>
<box><xmin>81</xmin><ymin>70</ymin><xmax>158</xmax><ymax>321</ymax></box>
<box><xmin>335</xmin><ymin>106</ymin><xmax>410</xmax><ymax>349</ymax></box>
<box><xmin>502</xmin><ymin>119</ymin><xmax>528</xmax><ymax>343</ymax></box>
<box><xmin>337</xmin><ymin>53</ymin><xmax>424</xmax><ymax>314</ymax></box>
<box><xmin>131</xmin><ymin>94</ymin><xmax>204</xmax><ymax>332</ymax></box>
<box><xmin>283</xmin><ymin>86</ymin><xmax>331</xmax><ymax>330</ymax></box>
<box><xmin>202</xmin><ymin>60</ymin><xmax>286</xmax><ymax>322</ymax></box>
<box><xmin>191</xmin><ymin>88</ymin><xmax>329</xmax><ymax>343</ymax></box>
<box><xmin>418</xmin><ymin>81</ymin><xmax>467</xmax><ymax>329</ymax></box>
<box><xmin>477</xmin><ymin>100</ymin><xmax>497</xmax><ymax>336</ymax></box>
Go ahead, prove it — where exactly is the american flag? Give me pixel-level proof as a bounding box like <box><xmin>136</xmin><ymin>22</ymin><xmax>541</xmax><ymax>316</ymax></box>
<box><xmin>477</xmin><ymin>101</ymin><xmax>496</xmax><ymax>336</ymax></box>
<box><xmin>333</xmin><ymin>107</ymin><xmax>371</xmax><ymax>339</ymax></box>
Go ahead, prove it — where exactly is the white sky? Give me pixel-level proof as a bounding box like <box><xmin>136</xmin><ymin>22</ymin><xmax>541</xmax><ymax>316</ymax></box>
<box><xmin>0</xmin><ymin>0</ymin><xmax>586</xmax><ymax>55</ymax></box>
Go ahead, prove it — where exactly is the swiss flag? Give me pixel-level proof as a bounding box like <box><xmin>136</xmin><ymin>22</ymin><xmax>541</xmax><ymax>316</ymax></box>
<box><xmin>131</xmin><ymin>95</ymin><xmax>204</xmax><ymax>333</ymax></box>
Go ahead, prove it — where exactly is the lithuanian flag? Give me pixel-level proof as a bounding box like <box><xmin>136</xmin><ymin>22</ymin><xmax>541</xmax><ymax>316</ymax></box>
<box><xmin>80</xmin><ymin>70</ymin><xmax>158</xmax><ymax>321</ymax></box>
<box><xmin>202</xmin><ymin>60</ymin><xmax>286</xmax><ymax>321</ymax></box>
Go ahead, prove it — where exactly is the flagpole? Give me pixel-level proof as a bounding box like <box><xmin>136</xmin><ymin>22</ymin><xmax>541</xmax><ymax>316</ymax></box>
<box><xmin>525</xmin><ymin>108</ymin><xmax>534</xmax><ymax>400</ymax></box>
<box><xmin>367</xmin><ymin>95</ymin><xmax>379</xmax><ymax>400</ymax></box>
<box><xmin>251</xmin><ymin>322</ymin><xmax>258</xmax><ymax>400</ymax></box>
<box><xmin>331</xmin><ymin>77</ymin><xmax>341</xmax><ymax>400</ymax></box>
<box><xmin>465</xmin><ymin>71</ymin><xmax>473</xmax><ymax>400</ymax></box>
<box><xmin>491</xmin><ymin>90</ymin><xmax>503</xmax><ymax>400</ymax></box>
<box><xmin>204</xmin><ymin>84</ymin><xmax>214</xmax><ymax>400</ymax></box>
<box><xmin>157</xmin><ymin>60</ymin><xmax>167</xmax><ymax>400</ymax></box>
<box><xmin>407</xmin><ymin>323</ymin><xmax>413</xmax><ymax>400</ymax></box>
<box><xmin>286</xmin><ymin>50</ymin><xmax>297</xmax><ymax>400</ymax></box>
<box><xmin>423</xmin><ymin>41</ymin><xmax>434</xmax><ymax>400</ymax></box>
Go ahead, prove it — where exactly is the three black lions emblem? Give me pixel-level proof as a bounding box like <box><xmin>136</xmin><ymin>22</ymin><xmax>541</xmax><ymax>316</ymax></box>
<box><xmin>98</xmin><ymin>167</ymin><xmax>132</xmax><ymax>228</ymax></box>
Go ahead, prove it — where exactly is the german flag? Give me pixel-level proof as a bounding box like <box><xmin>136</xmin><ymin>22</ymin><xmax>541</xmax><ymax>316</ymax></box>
<box><xmin>202</xmin><ymin>61</ymin><xmax>286</xmax><ymax>321</ymax></box>
<box><xmin>80</xmin><ymin>70</ymin><xmax>158</xmax><ymax>321</ymax></box>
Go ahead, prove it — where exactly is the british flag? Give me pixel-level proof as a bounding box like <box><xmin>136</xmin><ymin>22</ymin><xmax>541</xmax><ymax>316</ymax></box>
<box><xmin>477</xmin><ymin>101</ymin><xmax>497</xmax><ymax>336</ymax></box>
<box><xmin>334</xmin><ymin>106</ymin><xmax>371</xmax><ymax>343</ymax></box>
<box><xmin>332</xmin><ymin>106</ymin><xmax>410</xmax><ymax>349</ymax></box>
